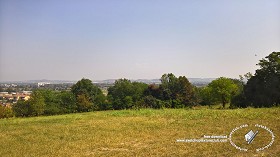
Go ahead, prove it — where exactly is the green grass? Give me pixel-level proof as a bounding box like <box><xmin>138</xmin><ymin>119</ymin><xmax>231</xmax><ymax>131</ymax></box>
<box><xmin>0</xmin><ymin>108</ymin><xmax>279</xmax><ymax>156</ymax></box>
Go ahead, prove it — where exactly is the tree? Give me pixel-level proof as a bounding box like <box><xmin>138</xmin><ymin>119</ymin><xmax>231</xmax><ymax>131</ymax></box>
<box><xmin>158</xmin><ymin>73</ymin><xmax>196</xmax><ymax>108</ymax></box>
<box><xmin>13</xmin><ymin>100</ymin><xmax>30</xmax><ymax>117</ymax></box>
<box><xmin>229</xmin><ymin>79</ymin><xmax>247</xmax><ymax>108</ymax></box>
<box><xmin>197</xmin><ymin>86</ymin><xmax>215</xmax><ymax>107</ymax></box>
<box><xmin>144</xmin><ymin>84</ymin><xmax>161</xmax><ymax>98</ymax></box>
<box><xmin>71</xmin><ymin>78</ymin><xmax>104</xmax><ymax>110</ymax></box>
<box><xmin>177</xmin><ymin>76</ymin><xmax>197</xmax><ymax>106</ymax></box>
<box><xmin>0</xmin><ymin>105</ymin><xmax>14</xmax><ymax>118</ymax></box>
<box><xmin>13</xmin><ymin>90</ymin><xmax>46</xmax><ymax>117</ymax></box>
<box><xmin>107</xmin><ymin>79</ymin><xmax>148</xmax><ymax>109</ymax></box>
<box><xmin>208</xmin><ymin>77</ymin><xmax>238</xmax><ymax>108</ymax></box>
<box><xmin>76</xmin><ymin>94</ymin><xmax>93</xmax><ymax>112</ymax></box>
<box><xmin>35</xmin><ymin>89</ymin><xmax>61</xmax><ymax>115</ymax></box>
<box><xmin>58</xmin><ymin>91</ymin><xmax>77</xmax><ymax>113</ymax></box>
<box><xmin>28</xmin><ymin>90</ymin><xmax>46</xmax><ymax>116</ymax></box>
<box><xmin>244</xmin><ymin>52</ymin><xmax>280</xmax><ymax>107</ymax></box>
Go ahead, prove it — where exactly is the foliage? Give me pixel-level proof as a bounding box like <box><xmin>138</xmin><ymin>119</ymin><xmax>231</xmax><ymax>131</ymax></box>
<box><xmin>136</xmin><ymin>96</ymin><xmax>163</xmax><ymax>109</ymax></box>
<box><xmin>207</xmin><ymin>77</ymin><xmax>238</xmax><ymax>108</ymax></box>
<box><xmin>58</xmin><ymin>91</ymin><xmax>77</xmax><ymax>113</ymax></box>
<box><xmin>158</xmin><ymin>73</ymin><xmax>197</xmax><ymax>107</ymax></box>
<box><xmin>244</xmin><ymin>52</ymin><xmax>280</xmax><ymax>107</ymax></box>
<box><xmin>35</xmin><ymin>89</ymin><xmax>61</xmax><ymax>115</ymax></box>
<box><xmin>196</xmin><ymin>86</ymin><xmax>215</xmax><ymax>106</ymax></box>
<box><xmin>13</xmin><ymin>91</ymin><xmax>46</xmax><ymax>117</ymax></box>
<box><xmin>0</xmin><ymin>105</ymin><xmax>14</xmax><ymax>118</ymax></box>
<box><xmin>28</xmin><ymin>90</ymin><xmax>46</xmax><ymax>116</ymax></box>
<box><xmin>71</xmin><ymin>78</ymin><xmax>104</xmax><ymax>109</ymax></box>
<box><xmin>13</xmin><ymin>100</ymin><xmax>30</xmax><ymax>117</ymax></box>
<box><xmin>76</xmin><ymin>94</ymin><xmax>93</xmax><ymax>112</ymax></box>
<box><xmin>8</xmin><ymin>57</ymin><xmax>280</xmax><ymax>119</ymax></box>
<box><xmin>108</xmin><ymin>79</ymin><xmax>148</xmax><ymax>110</ymax></box>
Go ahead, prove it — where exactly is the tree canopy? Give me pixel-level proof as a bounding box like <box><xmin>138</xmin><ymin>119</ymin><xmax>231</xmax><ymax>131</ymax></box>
<box><xmin>244</xmin><ymin>52</ymin><xmax>280</xmax><ymax>107</ymax></box>
<box><xmin>107</xmin><ymin>79</ymin><xmax>148</xmax><ymax>109</ymax></box>
<box><xmin>71</xmin><ymin>78</ymin><xmax>105</xmax><ymax>111</ymax></box>
<box><xmin>207</xmin><ymin>77</ymin><xmax>238</xmax><ymax>108</ymax></box>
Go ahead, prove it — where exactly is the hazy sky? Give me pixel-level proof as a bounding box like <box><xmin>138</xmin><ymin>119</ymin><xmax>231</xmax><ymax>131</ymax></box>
<box><xmin>0</xmin><ymin>0</ymin><xmax>279</xmax><ymax>81</ymax></box>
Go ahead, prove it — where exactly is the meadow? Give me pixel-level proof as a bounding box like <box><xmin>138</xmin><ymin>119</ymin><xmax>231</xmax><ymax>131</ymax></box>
<box><xmin>0</xmin><ymin>107</ymin><xmax>279</xmax><ymax>156</ymax></box>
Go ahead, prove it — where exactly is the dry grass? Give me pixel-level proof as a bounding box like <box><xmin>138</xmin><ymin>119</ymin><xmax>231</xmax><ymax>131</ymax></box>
<box><xmin>0</xmin><ymin>108</ymin><xmax>279</xmax><ymax>156</ymax></box>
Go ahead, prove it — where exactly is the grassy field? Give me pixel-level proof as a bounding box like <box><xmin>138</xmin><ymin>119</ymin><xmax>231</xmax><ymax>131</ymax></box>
<box><xmin>0</xmin><ymin>108</ymin><xmax>279</xmax><ymax>156</ymax></box>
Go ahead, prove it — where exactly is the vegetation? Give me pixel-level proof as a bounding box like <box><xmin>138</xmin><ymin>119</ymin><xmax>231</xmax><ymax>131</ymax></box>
<box><xmin>0</xmin><ymin>105</ymin><xmax>14</xmax><ymax>118</ymax></box>
<box><xmin>244</xmin><ymin>52</ymin><xmax>280</xmax><ymax>107</ymax></box>
<box><xmin>207</xmin><ymin>77</ymin><xmax>239</xmax><ymax>108</ymax></box>
<box><xmin>71</xmin><ymin>78</ymin><xmax>105</xmax><ymax>111</ymax></box>
<box><xmin>232</xmin><ymin>52</ymin><xmax>280</xmax><ymax>108</ymax></box>
<box><xmin>0</xmin><ymin>108</ymin><xmax>279</xmax><ymax>156</ymax></box>
<box><xmin>12</xmin><ymin>91</ymin><xmax>46</xmax><ymax>117</ymax></box>
<box><xmin>107</xmin><ymin>79</ymin><xmax>148</xmax><ymax>110</ymax></box>
<box><xmin>0</xmin><ymin>52</ymin><xmax>279</xmax><ymax>156</ymax></box>
<box><xmin>0</xmin><ymin>51</ymin><xmax>278</xmax><ymax>118</ymax></box>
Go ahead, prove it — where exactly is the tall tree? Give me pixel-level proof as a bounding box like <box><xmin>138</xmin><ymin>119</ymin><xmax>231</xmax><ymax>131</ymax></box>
<box><xmin>107</xmin><ymin>79</ymin><xmax>148</xmax><ymax>109</ymax></box>
<box><xmin>158</xmin><ymin>73</ymin><xmax>197</xmax><ymax>107</ymax></box>
<box><xmin>208</xmin><ymin>77</ymin><xmax>238</xmax><ymax>108</ymax></box>
<box><xmin>71</xmin><ymin>78</ymin><xmax>104</xmax><ymax>110</ymax></box>
<box><xmin>28</xmin><ymin>90</ymin><xmax>46</xmax><ymax>116</ymax></box>
<box><xmin>244</xmin><ymin>52</ymin><xmax>280</xmax><ymax>107</ymax></box>
<box><xmin>76</xmin><ymin>94</ymin><xmax>93</xmax><ymax>112</ymax></box>
<box><xmin>58</xmin><ymin>91</ymin><xmax>77</xmax><ymax>113</ymax></box>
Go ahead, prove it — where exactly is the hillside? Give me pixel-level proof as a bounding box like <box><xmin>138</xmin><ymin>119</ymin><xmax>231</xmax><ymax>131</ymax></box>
<box><xmin>0</xmin><ymin>108</ymin><xmax>279</xmax><ymax>156</ymax></box>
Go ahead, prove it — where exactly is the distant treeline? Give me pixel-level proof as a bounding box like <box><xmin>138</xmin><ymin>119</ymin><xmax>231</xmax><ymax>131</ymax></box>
<box><xmin>0</xmin><ymin>52</ymin><xmax>279</xmax><ymax>118</ymax></box>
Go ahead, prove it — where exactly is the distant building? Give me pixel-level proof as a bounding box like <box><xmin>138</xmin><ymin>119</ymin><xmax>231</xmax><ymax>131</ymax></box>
<box><xmin>38</xmin><ymin>82</ymin><xmax>50</xmax><ymax>87</ymax></box>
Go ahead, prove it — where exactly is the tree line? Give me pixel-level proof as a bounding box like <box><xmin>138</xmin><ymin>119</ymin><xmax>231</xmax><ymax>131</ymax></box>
<box><xmin>0</xmin><ymin>51</ymin><xmax>279</xmax><ymax>118</ymax></box>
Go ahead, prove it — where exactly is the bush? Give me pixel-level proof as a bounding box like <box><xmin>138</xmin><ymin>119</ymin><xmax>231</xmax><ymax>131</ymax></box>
<box><xmin>0</xmin><ymin>105</ymin><xmax>14</xmax><ymax>118</ymax></box>
<box><xmin>98</xmin><ymin>101</ymin><xmax>113</xmax><ymax>111</ymax></box>
<box><xmin>44</xmin><ymin>103</ymin><xmax>62</xmax><ymax>115</ymax></box>
<box><xmin>230</xmin><ymin>93</ymin><xmax>248</xmax><ymax>108</ymax></box>
<box><xmin>13</xmin><ymin>100</ymin><xmax>30</xmax><ymax>117</ymax></box>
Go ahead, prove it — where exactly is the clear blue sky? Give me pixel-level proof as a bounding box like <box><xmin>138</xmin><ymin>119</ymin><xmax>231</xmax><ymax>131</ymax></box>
<box><xmin>0</xmin><ymin>0</ymin><xmax>279</xmax><ymax>81</ymax></box>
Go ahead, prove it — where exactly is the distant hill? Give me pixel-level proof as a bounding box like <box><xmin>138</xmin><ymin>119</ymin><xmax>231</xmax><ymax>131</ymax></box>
<box><xmin>0</xmin><ymin>79</ymin><xmax>76</xmax><ymax>84</ymax></box>
<box><xmin>1</xmin><ymin>78</ymin><xmax>216</xmax><ymax>86</ymax></box>
<box><xmin>93</xmin><ymin>78</ymin><xmax>216</xmax><ymax>86</ymax></box>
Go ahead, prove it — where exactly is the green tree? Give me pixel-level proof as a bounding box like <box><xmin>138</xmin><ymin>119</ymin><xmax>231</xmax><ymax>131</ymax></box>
<box><xmin>36</xmin><ymin>89</ymin><xmax>61</xmax><ymax>115</ymax></box>
<box><xmin>13</xmin><ymin>100</ymin><xmax>30</xmax><ymax>117</ymax></box>
<box><xmin>76</xmin><ymin>94</ymin><xmax>93</xmax><ymax>112</ymax></box>
<box><xmin>158</xmin><ymin>73</ymin><xmax>196</xmax><ymax>108</ymax></box>
<box><xmin>197</xmin><ymin>86</ymin><xmax>215</xmax><ymax>107</ymax></box>
<box><xmin>71</xmin><ymin>78</ymin><xmax>104</xmax><ymax>110</ymax></box>
<box><xmin>0</xmin><ymin>105</ymin><xmax>14</xmax><ymax>118</ymax></box>
<box><xmin>230</xmin><ymin>79</ymin><xmax>247</xmax><ymax>108</ymax></box>
<box><xmin>160</xmin><ymin>73</ymin><xmax>178</xmax><ymax>101</ymax></box>
<box><xmin>244</xmin><ymin>52</ymin><xmax>280</xmax><ymax>107</ymax></box>
<box><xmin>177</xmin><ymin>76</ymin><xmax>197</xmax><ymax>106</ymax></box>
<box><xmin>208</xmin><ymin>77</ymin><xmax>238</xmax><ymax>108</ymax></box>
<box><xmin>28</xmin><ymin>90</ymin><xmax>46</xmax><ymax>116</ymax></box>
<box><xmin>58</xmin><ymin>91</ymin><xmax>77</xmax><ymax>113</ymax></box>
<box><xmin>14</xmin><ymin>91</ymin><xmax>46</xmax><ymax>117</ymax></box>
<box><xmin>107</xmin><ymin>79</ymin><xmax>148</xmax><ymax>109</ymax></box>
<box><xmin>144</xmin><ymin>84</ymin><xmax>161</xmax><ymax>98</ymax></box>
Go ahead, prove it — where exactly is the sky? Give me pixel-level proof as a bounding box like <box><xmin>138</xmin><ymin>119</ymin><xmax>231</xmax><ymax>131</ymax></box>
<box><xmin>0</xmin><ymin>0</ymin><xmax>279</xmax><ymax>81</ymax></box>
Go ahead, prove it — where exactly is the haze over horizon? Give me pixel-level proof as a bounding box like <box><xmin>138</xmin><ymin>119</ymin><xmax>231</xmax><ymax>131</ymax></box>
<box><xmin>1</xmin><ymin>0</ymin><xmax>280</xmax><ymax>82</ymax></box>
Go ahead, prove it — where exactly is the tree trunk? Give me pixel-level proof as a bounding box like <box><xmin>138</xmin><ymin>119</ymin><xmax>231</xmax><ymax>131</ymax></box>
<box><xmin>222</xmin><ymin>96</ymin><xmax>226</xmax><ymax>108</ymax></box>
<box><xmin>222</xmin><ymin>101</ymin><xmax>225</xmax><ymax>108</ymax></box>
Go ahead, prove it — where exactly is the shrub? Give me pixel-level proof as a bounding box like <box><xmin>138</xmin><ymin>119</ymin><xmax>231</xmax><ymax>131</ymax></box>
<box><xmin>0</xmin><ymin>105</ymin><xmax>14</xmax><ymax>118</ymax></box>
